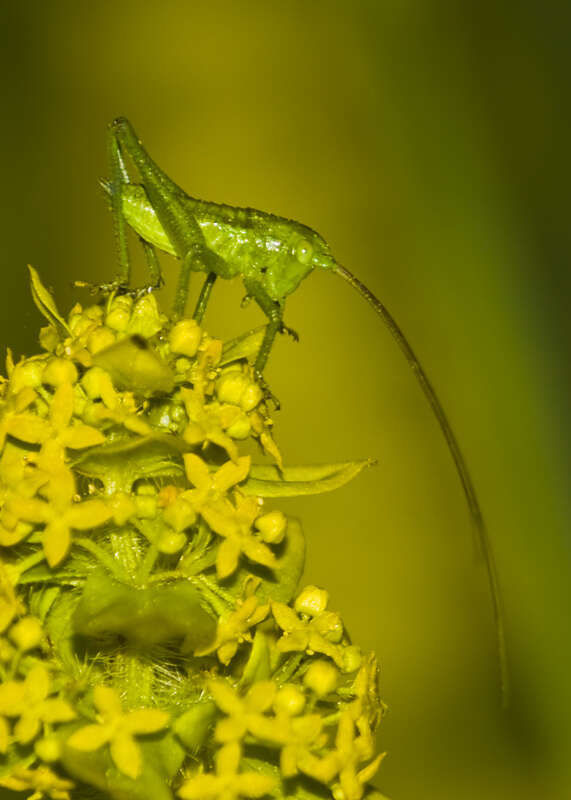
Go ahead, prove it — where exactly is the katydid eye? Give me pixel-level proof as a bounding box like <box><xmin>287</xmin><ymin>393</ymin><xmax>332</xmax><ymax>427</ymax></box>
<box><xmin>295</xmin><ymin>239</ymin><xmax>313</xmax><ymax>265</ymax></box>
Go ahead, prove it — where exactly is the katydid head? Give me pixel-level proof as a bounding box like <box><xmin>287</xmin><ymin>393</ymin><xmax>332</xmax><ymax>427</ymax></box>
<box><xmin>264</xmin><ymin>226</ymin><xmax>337</xmax><ymax>300</ymax></box>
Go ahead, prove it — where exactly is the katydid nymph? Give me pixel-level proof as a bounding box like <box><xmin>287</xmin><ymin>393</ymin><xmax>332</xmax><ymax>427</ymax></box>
<box><xmin>104</xmin><ymin>116</ymin><xmax>507</xmax><ymax>700</ymax></box>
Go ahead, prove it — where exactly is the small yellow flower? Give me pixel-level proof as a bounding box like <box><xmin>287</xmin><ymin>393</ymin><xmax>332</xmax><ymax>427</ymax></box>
<box><xmin>0</xmin><ymin>664</ymin><xmax>76</xmax><ymax>744</ymax></box>
<box><xmin>178</xmin><ymin>742</ymin><xmax>275</xmax><ymax>800</ymax></box>
<box><xmin>271</xmin><ymin>593</ymin><xmax>346</xmax><ymax>668</ymax></box>
<box><xmin>8</xmin><ymin>615</ymin><xmax>43</xmax><ymax>651</ymax></box>
<box><xmin>243</xmin><ymin>688</ymin><xmax>324</xmax><ymax>780</ymax></box>
<box><xmin>199</xmin><ymin>493</ymin><xmax>276</xmax><ymax>579</ymax></box>
<box><xmin>195</xmin><ymin>595</ymin><xmax>270</xmax><ymax>664</ymax></box>
<box><xmin>6</xmin><ymin>382</ymin><xmax>105</xmax><ymax>464</ymax></box>
<box><xmin>7</xmin><ymin>463</ymin><xmax>112</xmax><ymax>566</ymax></box>
<box><xmin>67</xmin><ymin>685</ymin><xmax>169</xmax><ymax>780</ymax></box>
<box><xmin>0</xmin><ymin>765</ymin><xmax>74</xmax><ymax>800</ymax></box>
<box><xmin>307</xmin><ymin>712</ymin><xmax>384</xmax><ymax>800</ymax></box>
<box><xmin>181</xmin><ymin>454</ymin><xmax>251</xmax><ymax>565</ymax></box>
<box><xmin>209</xmin><ymin>679</ymin><xmax>276</xmax><ymax>745</ymax></box>
<box><xmin>0</xmin><ymin>385</ymin><xmax>39</xmax><ymax>451</ymax></box>
<box><xmin>181</xmin><ymin>388</ymin><xmax>241</xmax><ymax>462</ymax></box>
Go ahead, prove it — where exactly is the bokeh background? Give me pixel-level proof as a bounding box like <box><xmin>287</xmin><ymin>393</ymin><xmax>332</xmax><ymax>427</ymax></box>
<box><xmin>2</xmin><ymin>1</ymin><xmax>570</xmax><ymax>798</ymax></box>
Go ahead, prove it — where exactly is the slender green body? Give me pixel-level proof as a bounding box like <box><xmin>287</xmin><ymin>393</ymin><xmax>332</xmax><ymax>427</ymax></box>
<box><xmin>106</xmin><ymin>117</ymin><xmax>507</xmax><ymax>701</ymax></box>
<box><xmin>119</xmin><ymin>183</ymin><xmax>336</xmax><ymax>301</ymax></box>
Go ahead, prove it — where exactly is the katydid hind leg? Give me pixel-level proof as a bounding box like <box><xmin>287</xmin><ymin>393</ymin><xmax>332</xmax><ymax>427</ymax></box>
<box><xmin>333</xmin><ymin>263</ymin><xmax>509</xmax><ymax>703</ymax></box>
<box><xmin>111</xmin><ymin>118</ymin><xmax>223</xmax><ymax>317</ymax></box>
<box><xmin>108</xmin><ymin>126</ymin><xmax>132</xmax><ymax>286</ymax></box>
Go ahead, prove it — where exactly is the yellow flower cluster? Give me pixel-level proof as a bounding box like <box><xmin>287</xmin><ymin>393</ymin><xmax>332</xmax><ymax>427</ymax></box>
<box><xmin>0</xmin><ymin>276</ymin><xmax>385</xmax><ymax>800</ymax></box>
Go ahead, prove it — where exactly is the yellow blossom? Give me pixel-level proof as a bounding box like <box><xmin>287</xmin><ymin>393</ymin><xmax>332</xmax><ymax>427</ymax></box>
<box><xmin>209</xmin><ymin>679</ymin><xmax>276</xmax><ymax>745</ymax></box>
<box><xmin>198</xmin><ymin>493</ymin><xmax>276</xmax><ymax>579</ymax></box>
<box><xmin>0</xmin><ymin>765</ymin><xmax>74</xmax><ymax>800</ymax></box>
<box><xmin>271</xmin><ymin>596</ymin><xmax>346</xmax><ymax>668</ymax></box>
<box><xmin>181</xmin><ymin>387</ymin><xmax>241</xmax><ymax>462</ymax></box>
<box><xmin>195</xmin><ymin>595</ymin><xmax>269</xmax><ymax>664</ymax></box>
<box><xmin>0</xmin><ymin>664</ymin><xmax>76</xmax><ymax>744</ymax></box>
<box><xmin>7</xmin><ymin>464</ymin><xmax>112</xmax><ymax>566</ymax></box>
<box><xmin>178</xmin><ymin>742</ymin><xmax>275</xmax><ymax>800</ymax></box>
<box><xmin>67</xmin><ymin>685</ymin><xmax>169</xmax><ymax>780</ymax></box>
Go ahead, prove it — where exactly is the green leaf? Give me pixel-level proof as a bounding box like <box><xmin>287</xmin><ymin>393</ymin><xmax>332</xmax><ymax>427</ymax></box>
<box><xmin>240</xmin><ymin>631</ymin><xmax>271</xmax><ymax>687</ymax></box>
<box><xmin>242</xmin><ymin>460</ymin><xmax>375</xmax><ymax>497</ymax></box>
<box><xmin>93</xmin><ymin>334</ymin><xmax>175</xmax><ymax>396</ymax></box>
<box><xmin>60</xmin><ymin>729</ymin><xmax>175</xmax><ymax>800</ymax></box>
<box><xmin>221</xmin><ymin>327</ymin><xmax>266</xmax><ymax>365</ymax></box>
<box><xmin>173</xmin><ymin>701</ymin><xmax>217</xmax><ymax>752</ymax></box>
<box><xmin>72</xmin><ymin>571</ymin><xmax>217</xmax><ymax>651</ymax></box>
<box><xmin>221</xmin><ymin>518</ymin><xmax>305</xmax><ymax>605</ymax></box>
<box><xmin>28</xmin><ymin>265</ymin><xmax>71</xmax><ymax>334</ymax></box>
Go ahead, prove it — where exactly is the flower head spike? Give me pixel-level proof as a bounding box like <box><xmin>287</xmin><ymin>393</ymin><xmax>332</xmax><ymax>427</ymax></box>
<box><xmin>178</xmin><ymin>742</ymin><xmax>275</xmax><ymax>800</ymax></box>
<box><xmin>67</xmin><ymin>685</ymin><xmax>169</xmax><ymax>780</ymax></box>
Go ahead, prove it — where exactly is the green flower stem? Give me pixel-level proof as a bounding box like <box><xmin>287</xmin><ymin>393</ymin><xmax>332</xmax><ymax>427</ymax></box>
<box><xmin>116</xmin><ymin>650</ymin><xmax>154</xmax><ymax>707</ymax></box>
<box><xmin>74</xmin><ymin>537</ymin><xmax>126</xmax><ymax>580</ymax></box>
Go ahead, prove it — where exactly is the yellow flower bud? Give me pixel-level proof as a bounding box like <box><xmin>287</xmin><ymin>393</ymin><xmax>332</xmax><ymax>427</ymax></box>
<box><xmin>42</xmin><ymin>357</ymin><xmax>78</xmax><ymax>387</ymax></box>
<box><xmin>81</xmin><ymin>366</ymin><xmax>106</xmax><ymax>399</ymax></box>
<box><xmin>68</xmin><ymin>309</ymin><xmax>92</xmax><ymax>336</ymax></box>
<box><xmin>274</xmin><ymin>684</ymin><xmax>305</xmax><ymax>716</ymax></box>
<box><xmin>226</xmin><ymin>411</ymin><xmax>251</xmax><ymax>440</ymax></box>
<box><xmin>87</xmin><ymin>326</ymin><xmax>116</xmax><ymax>354</ymax></box>
<box><xmin>9</xmin><ymin>615</ymin><xmax>43</xmax><ymax>651</ymax></box>
<box><xmin>169</xmin><ymin>319</ymin><xmax>202</xmax><ymax>357</ymax></box>
<box><xmin>175</xmin><ymin>356</ymin><xmax>192</xmax><ymax>374</ymax></box>
<box><xmin>163</xmin><ymin>496</ymin><xmax>197</xmax><ymax>532</ymax></box>
<box><xmin>10</xmin><ymin>358</ymin><xmax>44</xmax><ymax>392</ymax></box>
<box><xmin>135</xmin><ymin>495</ymin><xmax>157</xmax><ymax>519</ymax></box>
<box><xmin>157</xmin><ymin>530</ymin><xmax>187</xmax><ymax>554</ymax></box>
<box><xmin>295</xmin><ymin>585</ymin><xmax>329</xmax><ymax>617</ymax></box>
<box><xmin>105</xmin><ymin>295</ymin><xmax>133</xmax><ymax>332</ymax></box>
<box><xmin>39</xmin><ymin>325</ymin><xmax>60</xmax><ymax>352</ymax></box>
<box><xmin>303</xmin><ymin>660</ymin><xmax>338</xmax><ymax>696</ymax></box>
<box><xmin>35</xmin><ymin>736</ymin><xmax>62</xmax><ymax>763</ymax></box>
<box><xmin>216</xmin><ymin>369</ymin><xmax>262</xmax><ymax>411</ymax></box>
<box><xmin>341</xmin><ymin>645</ymin><xmax>362</xmax><ymax>673</ymax></box>
<box><xmin>255</xmin><ymin>510</ymin><xmax>287</xmax><ymax>544</ymax></box>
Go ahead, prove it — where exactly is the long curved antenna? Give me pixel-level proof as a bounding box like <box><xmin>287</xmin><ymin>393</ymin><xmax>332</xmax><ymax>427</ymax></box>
<box><xmin>333</xmin><ymin>263</ymin><xmax>508</xmax><ymax>704</ymax></box>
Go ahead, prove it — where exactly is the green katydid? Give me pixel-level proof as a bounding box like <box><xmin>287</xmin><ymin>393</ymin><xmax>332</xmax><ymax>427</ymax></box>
<box><xmin>104</xmin><ymin>116</ymin><xmax>507</xmax><ymax>700</ymax></box>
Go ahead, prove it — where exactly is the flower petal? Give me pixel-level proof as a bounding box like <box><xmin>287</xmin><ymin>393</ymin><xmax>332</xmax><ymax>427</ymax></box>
<box><xmin>67</xmin><ymin>723</ymin><xmax>112</xmax><ymax>751</ymax></box>
<box><xmin>110</xmin><ymin>732</ymin><xmax>142</xmax><ymax>779</ymax></box>
<box><xmin>124</xmin><ymin>708</ymin><xmax>169</xmax><ymax>734</ymax></box>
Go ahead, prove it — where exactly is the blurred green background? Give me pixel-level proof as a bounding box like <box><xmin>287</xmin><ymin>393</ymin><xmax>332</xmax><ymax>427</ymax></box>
<box><xmin>2</xmin><ymin>1</ymin><xmax>570</xmax><ymax>798</ymax></box>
